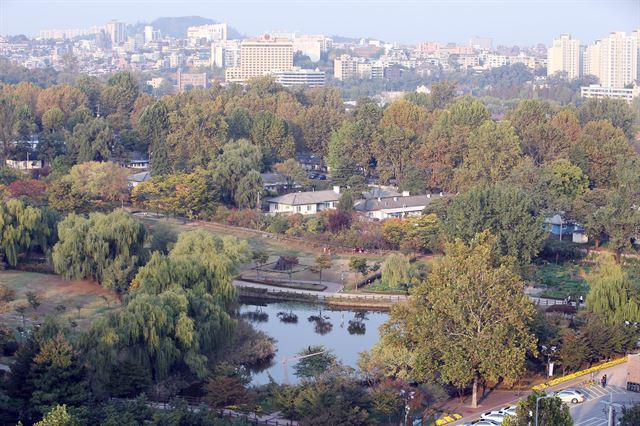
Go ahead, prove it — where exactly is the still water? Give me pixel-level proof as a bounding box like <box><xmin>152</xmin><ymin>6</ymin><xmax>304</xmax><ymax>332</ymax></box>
<box><xmin>238</xmin><ymin>301</ymin><xmax>389</xmax><ymax>385</ymax></box>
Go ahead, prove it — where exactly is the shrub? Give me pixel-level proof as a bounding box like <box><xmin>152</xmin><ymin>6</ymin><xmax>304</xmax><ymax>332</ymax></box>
<box><xmin>539</xmin><ymin>240</ymin><xmax>585</xmax><ymax>263</ymax></box>
<box><xmin>546</xmin><ymin>304</ymin><xmax>577</xmax><ymax>315</ymax></box>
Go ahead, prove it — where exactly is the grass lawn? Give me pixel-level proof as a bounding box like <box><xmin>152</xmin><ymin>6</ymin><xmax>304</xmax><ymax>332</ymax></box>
<box><xmin>531</xmin><ymin>262</ymin><xmax>590</xmax><ymax>299</ymax></box>
<box><xmin>0</xmin><ymin>270</ymin><xmax>120</xmax><ymax>330</ymax></box>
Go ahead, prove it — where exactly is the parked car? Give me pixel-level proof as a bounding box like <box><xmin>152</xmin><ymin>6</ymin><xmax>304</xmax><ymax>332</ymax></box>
<box><xmin>462</xmin><ymin>420</ymin><xmax>500</xmax><ymax>426</ymax></box>
<box><xmin>481</xmin><ymin>411</ymin><xmax>507</xmax><ymax>423</ymax></box>
<box><xmin>554</xmin><ymin>389</ymin><xmax>586</xmax><ymax>404</ymax></box>
<box><xmin>307</xmin><ymin>172</ymin><xmax>318</xmax><ymax>179</ymax></box>
<box><xmin>318</xmin><ymin>174</ymin><xmax>326</xmax><ymax>180</ymax></box>
<box><xmin>499</xmin><ymin>405</ymin><xmax>517</xmax><ymax>417</ymax></box>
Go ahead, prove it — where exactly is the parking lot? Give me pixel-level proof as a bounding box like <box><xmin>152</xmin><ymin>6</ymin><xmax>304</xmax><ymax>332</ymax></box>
<box><xmin>571</xmin><ymin>384</ymin><xmax>640</xmax><ymax>426</ymax></box>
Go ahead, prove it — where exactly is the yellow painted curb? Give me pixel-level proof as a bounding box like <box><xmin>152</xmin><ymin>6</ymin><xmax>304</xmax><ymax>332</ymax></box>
<box><xmin>435</xmin><ymin>413</ymin><xmax>462</xmax><ymax>425</ymax></box>
<box><xmin>532</xmin><ymin>357</ymin><xmax>626</xmax><ymax>391</ymax></box>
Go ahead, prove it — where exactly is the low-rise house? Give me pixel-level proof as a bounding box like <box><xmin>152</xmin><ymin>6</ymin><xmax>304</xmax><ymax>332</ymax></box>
<box><xmin>543</xmin><ymin>214</ymin><xmax>587</xmax><ymax>243</ymax></box>
<box><xmin>6</xmin><ymin>159</ymin><xmax>43</xmax><ymax>170</ymax></box>
<box><xmin>266</xmin><ymin>186</ymin><xmax>341</xmax><ymax>215</ymax></box>
<box><xmin>261</xmin><ymin>172</ymin><xmax>301</xmax><ymax>194</ymax></box>
<box><xmin>127</xmin><ymin>152</ymin><xmax>150</xmax><ymax>169</ymax></box>
<box><xmin>295</xmin><ymin>153</ymin><xmax>325</xmax><ymax>172</ymax></box>
<box><xmin>127</xmin><ymin>171</ymin><xmax>151</xmax><ymax>188</ymax></box>
<box><xmin>355</xmin><ymin>192</ymin><xmax>445</xmax><ymax>219</ymax></box>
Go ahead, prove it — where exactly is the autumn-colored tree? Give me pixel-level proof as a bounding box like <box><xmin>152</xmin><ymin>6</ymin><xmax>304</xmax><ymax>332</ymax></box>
<box><xmin>571</xmin><ymin>120</ymin><xmax>632</xmax><ymax>189</ymax></box>
<box><xmin>454</xmin><ymin>120</ymin><xmax>522</xmax><ymax>190</ymax></box>
<box><xmin>369</xmin><ymin>233</ymin><xmax>537</xmax><ymax>408</ymax></box>
<box><xmin>35</xmin><ymin>84</ymin><xmax>87</xmax><ymax>121</ymax></box>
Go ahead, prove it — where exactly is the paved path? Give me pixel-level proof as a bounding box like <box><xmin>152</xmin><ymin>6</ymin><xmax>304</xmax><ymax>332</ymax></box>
<box><xmin>239</xmin><ymin>276</ymin><xmax>344</xmax><ymax>293</ymax></box>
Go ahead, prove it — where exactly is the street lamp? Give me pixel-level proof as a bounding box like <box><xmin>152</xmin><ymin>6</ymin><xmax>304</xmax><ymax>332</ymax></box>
<box><xmin>540</xmin><ymin>345</ymin><xmax>557</xmax><ymax>377</ymax></box>
<box><xmin>400</xmin><ymin>389</ymin><xmax>416</xmax><ymax>426</ymax></box>
<box><xmin>534</xmin><ymin>395</ymin><xmax>554</xmax><ymax>426</ymax></box>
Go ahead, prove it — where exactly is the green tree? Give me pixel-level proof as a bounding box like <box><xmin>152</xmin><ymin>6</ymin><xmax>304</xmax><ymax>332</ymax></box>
<box><xmin>234</xmin><ymin>170</ymin><xmax>263</xmax><ymax>209</ymax></box>
<box><xmin>620</xmin><ymin>404</ymin><xmax>640</xmax><ymax>426</ymax></box>
<box><xmin>442</xmin><ymin>184</ymin><xmax>546</xmax><ymax>267</ymax></box>
<box><xmin>293</xmin><ymin>345</ymin><xmax>337</xmax><ymax>380</ymax></box>
<box><xmin>212</xmin><ymin>139</ymin><xmax>263</xmax><ymax>206</ymax></box>
<box><xmin>557</xmin><ymin>328</ymin><xmax>588</xmax><ymax>374</ymax></box>
<box><xmin>251</xmin><ymin>110</ymin><xmax>295</xmax><ymax>161</ymax></box>
<box><xmin>586</xmin><ymin>257</ymin><xmax>640</xmax><ymax>324</ymax></box>
<box><xmin>29</xmin><ymin>334</ymin><xmax>91</xmax><ymax>417</ymax></box>
<box><xmin>0</xmin><ymin>199</ymin><xmax>53</xmax><ymax>266</ymax></box>
<box><xmin>52</xmin><ymin>210</ymin><xmax>147</xmax><ymax>292</ymax></box>
<box><xmin>35</xmin><ymin>404</ymin><xmax>79</xmax><ymax>426</ymax></box>
<box><xmin>275</xmin><ymin>158</ymin><xmax>309</xmax><ymax>189</ymax></box>
<box><xmin>380</xmin><ymin>254</ymin><xmax>411</xmax><ymax>290</ymax></box>
<box><xmin>454</xmin><ymin>120</ymin><xmax>522</xmax><ymax>190</ymax></box>
<box><xmin>374</xmin><ymin>125</ymin><xmax>417</xmax><ymax>184</ymax></box>
<box><xmin>65</xmin><ymin>117</ymin><xmax>118</xmax><ymax>164</ymax></box>
<box><xmin>137</xmin><ymin>101</ymin><xmax>171</xmax><ymax>175</ymax></box>
<box><xmin>314</xmin><ymin>253</ymin><xmax>333</xmax><ymax>286</ymax></box>
<box><xmin>503</xmin><ymin>391</ymin><xmax>572</xmax><ymax>426</ymax></box>
<box><xmin>571</xmin><ymin>120</ymin><xmax>632</xmax><ymax>189</ymax></box>
<box><xmin>543</xmin><ymin>159</ymin><xmax>589</xmax><ymax>203</ymax></box>
<box><xmin>348</xmin><ymin>257</ymin><xmax>368</xmax><ymax>277</ymax></box>
<box><xmin>370</xmin><ymin>233</ymin><xmax>537</xmax><ymax>408</ymax></box>
<box><xmin>578</xmin><ymin>97</ymin><xmax>636</xmax><ymax>139</ymax></box>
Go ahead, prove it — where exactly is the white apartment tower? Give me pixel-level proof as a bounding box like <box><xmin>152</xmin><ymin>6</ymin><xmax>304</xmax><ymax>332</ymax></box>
<box><xmin>105</xmin><ymin>20</ymin><xmax>126</xmax><ymax>46</ymax></box>
<box><xmin>585</xmin><ymin>31</ymin><xmax>638</xmax><ymax>88</ymax></box>
<box><xmin>143</xmin><ymin>25</ymin><xmax>155</xmax><ymax>44</ymax></box>
<box><xmin>547</xmin><ymin>34</ymin><xmax>581</xmax><ymax>79</ymax></box>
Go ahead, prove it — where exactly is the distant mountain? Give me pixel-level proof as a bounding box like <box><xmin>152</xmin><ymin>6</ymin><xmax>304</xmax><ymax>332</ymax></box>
<box><xmin>132</xmin><ymin>16</ymin><xmax>244</xmax><ymax>39</ymax></box>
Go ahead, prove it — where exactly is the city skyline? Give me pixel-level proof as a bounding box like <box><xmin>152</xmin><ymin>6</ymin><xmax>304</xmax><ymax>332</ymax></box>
<box><xmin>2</xmin><ymin>0</ymin><xmax>639</xmax><ymax>46</ymax></box>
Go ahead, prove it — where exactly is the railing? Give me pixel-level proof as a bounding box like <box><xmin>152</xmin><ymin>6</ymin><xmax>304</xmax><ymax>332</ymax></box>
<box><xmin>237</xmin><ymin>285</ymin><xmax>407</xmax><ymax>303</ymax></box>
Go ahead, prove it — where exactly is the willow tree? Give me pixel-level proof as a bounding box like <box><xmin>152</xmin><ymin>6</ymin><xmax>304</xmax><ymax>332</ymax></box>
<box><xmin>85</xmin><ymin>231</ymin><xmax>250</xmax><ymax>381</ymax></box>
<box><xmin>368</xmin><ymin>232</ymin><xmax>537</xmax><ymax>408</ymax></box>
<box><xmin>0</xmin><ymin>199</ymin><xmax>53</xmax><ymax>266</ymax></box>
<box><xmin>52</xmin><ymin>210</ymin><xmax>147</xmax><ymax>292</ymax></box>
<box><xmin>586</xmin><ymin>257</ymin><xmax>640</xmax><ymax>324</ymax></box>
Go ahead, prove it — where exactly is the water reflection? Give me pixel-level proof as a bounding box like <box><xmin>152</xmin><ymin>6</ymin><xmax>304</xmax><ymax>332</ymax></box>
<box><xmin>239</xmin><ymin>301</ymin><xmax>388</xmax><ymax>385</ymax></box>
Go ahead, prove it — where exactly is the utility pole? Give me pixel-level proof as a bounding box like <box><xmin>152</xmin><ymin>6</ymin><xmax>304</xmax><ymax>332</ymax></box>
<box><xmin>534</xmin><ymin>395</ymin><xmax>554</xmax><ymax>426</ymax></box>
<box><xmin>601</xmin><ymin>394</ymin><xmax>623</xmax><ymax>426</ymax></box>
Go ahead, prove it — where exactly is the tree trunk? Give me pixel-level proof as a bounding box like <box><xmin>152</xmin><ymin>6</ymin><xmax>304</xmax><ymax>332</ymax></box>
<box><xmin>471</xmin><ymin>374</ymin><xmax>479</xmax><ymax>408</ymax></box>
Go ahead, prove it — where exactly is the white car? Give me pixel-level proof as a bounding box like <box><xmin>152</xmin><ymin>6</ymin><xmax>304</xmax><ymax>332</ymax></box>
<box><xmin>462</xmin><ymin>420</ymin><xmax>500</xmax><ymax>426</ymax></box>
<box><xmin>480</xmin><ymin>413</ymin><xmax>506</xmax><ymax>424</ymax></box>
<box><xmin>499</xmin><ymin>405</ymin><xmax>517</xmax><ymax>417</ymax></box>
<box><xmin>554</xmin><ymin>389</ymin><xmax>586</xmax><ymax>404</ymax></box>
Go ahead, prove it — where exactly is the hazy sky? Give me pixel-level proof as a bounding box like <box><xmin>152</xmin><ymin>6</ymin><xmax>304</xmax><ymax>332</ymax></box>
<box><xmin>1</xmin><ymin>0</ymin><xmax>639</xmax><ymax>45</ymax></box>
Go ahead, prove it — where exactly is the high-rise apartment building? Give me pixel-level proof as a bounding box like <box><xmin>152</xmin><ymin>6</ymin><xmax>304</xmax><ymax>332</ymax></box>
<box><xmin>144</xmin><ymin>25</ymin><xmax>157</xmax><ymax>44</ymax></box>
<box><xmin>469</xmin><ymin>36</ymin><xmax>493</xmax><ymax>50</ymax></box>
<box><xmin>547</xmin><ymin>34</ymin><xmax>581</xmax><ymax>79</ymax></box>
<box><xmin>225</xmin><ymin>35</ymin><xmax>294</xmax><ymax>83</ymax></box>
<box><xmin>105</xmin><ymin>20</ymin><xmax>126</xmax><ymax>46</ymax></box>
<box><xmin>585</xmin><ymin>31</ymin><xmax>638</xmax><ymax>88</ymax></box>
<box><xmin>334</xmin><ymin>55</ymin><xmax>358</xmax><ymax>80</ymax></box>
<box><xmin>187</xmin><ymin>23</ymin><xmax>228</xmax><ymax>44</ymax></box>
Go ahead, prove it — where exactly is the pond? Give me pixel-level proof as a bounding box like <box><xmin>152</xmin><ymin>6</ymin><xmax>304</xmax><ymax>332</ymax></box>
<box><xmin>238</xmin><ymin>301</ymin><xmax>389</xmax><ymax>385</ymax></box>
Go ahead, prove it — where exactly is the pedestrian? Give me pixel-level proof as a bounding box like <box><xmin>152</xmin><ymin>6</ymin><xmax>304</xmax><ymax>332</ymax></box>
<box><xmin>579</xmin><ymin>295</ymin><xmax>584</xmax><ymax>305</ymax></box>
<box><xmin>601</xmin><ymin>374</ymin><xmax>607</xmax><ymax>388</ymax></box>
<box><xmin>567</xmin><ymin>295</ymin><xmax>572</xmax><ymax>305</ymax></box>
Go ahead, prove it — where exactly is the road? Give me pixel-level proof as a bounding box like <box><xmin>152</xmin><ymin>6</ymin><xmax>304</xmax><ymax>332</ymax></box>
<box><xmin>569</xmin><ymin>362</ymin><xmax>640</xmax><ymax>426</ymax></box>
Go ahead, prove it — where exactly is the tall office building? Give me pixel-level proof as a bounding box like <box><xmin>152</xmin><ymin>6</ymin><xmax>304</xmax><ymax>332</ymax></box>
<box><xmin>585</xmin><ymin>31</ymin><xmax>638</xmax><ymax>88</ymax></box>
<box><xmin>105</xmin><ymin>20</ymin><xmax>126</xmax><ymax>46</ymax></box>
<box><xmin>547</xmin><ymin>34</ymin><xmax>581</xmax><ymax>79</ymax></box>
<box><xmin>225</xmin><ymin>35</ymin><xmax>293</xmax><ymax>83</ymax></box>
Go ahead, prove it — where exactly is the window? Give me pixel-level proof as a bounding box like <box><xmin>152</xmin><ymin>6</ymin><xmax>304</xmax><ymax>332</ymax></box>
<box><xmin>296</xmin><ymin>206</ymin><xmax>301</xmax><ymax>213</ymax></box>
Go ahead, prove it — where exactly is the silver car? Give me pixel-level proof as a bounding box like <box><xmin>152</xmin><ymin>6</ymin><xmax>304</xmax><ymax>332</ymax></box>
<box><xmin>554</xmin><ymin>389</ymin><xmax>586</xmax><ymax>404</ymax></box>
<box><xmin>462</xmin><ymin>420</ymin><xmax>500</xmax><ymax>426</ymax></box>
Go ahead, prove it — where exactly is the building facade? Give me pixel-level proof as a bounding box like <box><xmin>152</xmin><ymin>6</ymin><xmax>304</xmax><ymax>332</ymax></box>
<box><xmin>187</xmin><ymin>23</ymin><xmax>228</xmax><ymax>44</ymax></box>
<box><xmin>585</xmin><ymin>31</ymin><xmax>638</xmax><ymax>88</ymax></box>
<box><xmin>177</xmin><ymin>70</ymin><xmax>209</xmax><ymax>92</ymax></box>
<box><xmin>225</xmin><ymin>36</ymin><xmax>294</xmax><ymax>83</ymax></box>
<box><xmin>273</xmin><ymin>68</ymin><xmax>325</xmax><ymax>87</ymax></box>
<box><xmin>581</xmin><ymin>84</ymin><xmax>639</xmax><ymax>103</ymax></box>
<box><xmin>105</xmin><ymin>20</ymin><xmax>126</xmax><ymax>46</ymax></box>
<box><xmin>547</xmin><ymin>34</ymin><xmax>581</xmax><ymax>79</ymax></box>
